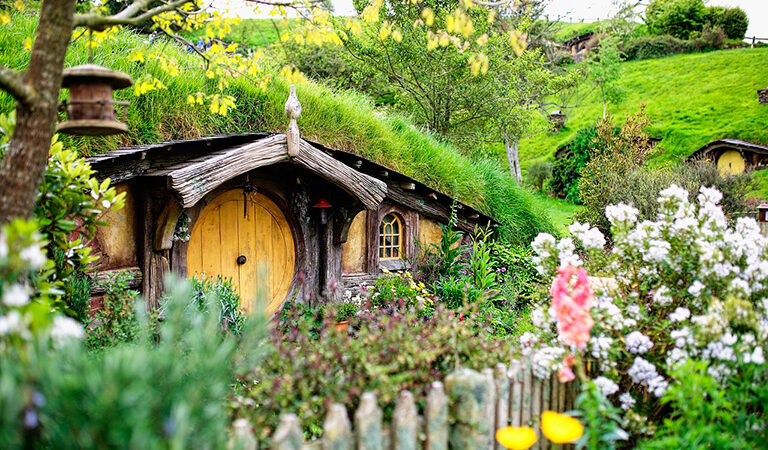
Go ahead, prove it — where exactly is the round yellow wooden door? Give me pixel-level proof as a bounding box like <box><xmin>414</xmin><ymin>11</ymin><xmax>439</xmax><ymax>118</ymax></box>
<box><xmin>717</xmin><ymin>150</ymin><xmax>746</xmax><ymax>176</ymax></box>
<box><xmin>187</xmin><ymin>189</ymin><xmax>295</xmax><ymax>315</ymax></box>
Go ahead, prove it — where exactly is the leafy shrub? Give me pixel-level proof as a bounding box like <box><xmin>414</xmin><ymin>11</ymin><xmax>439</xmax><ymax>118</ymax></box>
<box><xmin>187</xmin><ymin>274</ymin><xmax>245</xmax><ymax>335</ymax></box>
<box><xmin>334</xmin><ymin>301</ymin><xmax>358</xmax><ymax>322</ymax></box>
<box><xmin>688</xmin><ymin>25</ymin><xmax>726</xmax><ymax>52</ymax></box>
<box><xmin>529</xmin><ymin>184</ymin><xmax>768</xmax><ymax>440</ymax></box>
<box><xmin>525</xmin><ymin>161</ymin><xmax>552</xmax><ymax>192</ymax></box>
<box><xmin>548</xmin><ymin>125</ymin><xmax>600</xmax><ymax>203</ymax></box>
<box><xmin>488</xmin><ymin>242</ymin><xmax>546</xmax><ymax>309</ymax></box>
<box><xmin>85</xmin><ymin>272</ymin><xmax>139</xmax><ymax>349</ymax></box>
<box><xmin>233</xmin><ymin>302</ymin><xmax>516</xmax><ymax>442</ymax></box>
<box><xmin>1</xmin><ymin>276</ymin><xmax>266</xmax><ymax>449</ymax></box>
<box><xmin>645</xmin><ymin>0</ymin><xmax>708</xmax><ymax>39</ymax></box>
<box><xmin>370</xmin><ymin>271</ymin><xmax>435</xmax><ymax>315</ymax></box>
<box><xmin>622</xmin><ymin>35</ymin><xmax>688</xmax><ymax>60</ymax></box>
<box><xmin>706</xmin><ymin>6</ymin><xmax>749</xmax><ymax>40</ymax></box>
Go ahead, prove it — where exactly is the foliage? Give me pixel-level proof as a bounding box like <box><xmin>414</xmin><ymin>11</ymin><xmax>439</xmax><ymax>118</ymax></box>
<box><xmin>370</xmin><ymin>270</ymin><xmax>435</xmax><ymax>316</ymax></box>
<box><xmin>639</xmin><ymin>360</ymin><xmax>768</xmax><ymax>449</ymax></box>
<box><xmin>586</xmin><ymin>34</ymin><xmax>625</xmax><ymax>117</ymax></box>
<box><xmin>0</xmin><ymin>13</ymin><xmax>556</xmax><ymax>246</ymax></box>
<box><xmin>577</xmin><ymin>111</ymin><xmax>656</xmax><ymax>234</ymax></box>
<box><xmin>705</xmin><ymin>6</ymin><xmax>749</xmax><ymax>40</ymax></box>
<box><xmin>547</xmin><ymin>125</ymin><xmax>600</xmax><ymax>203</ymax></box>
<box><xmin>529</xmin><ymin>184</ymin><xmax>768</xmax><ymax>440</ymax></box>
<box><xmin>333</xmin><ymin>300</ymin><xmax>359</xmax><ymax>322</ymax></box>
<box><xmin>186</xmin><ymin>274</ymin><xmax>245</xmax><ymax>335</ymax></box>
<box><xmin>233</xmin><ymin>300</ymin><xmax>516</xmax><ymax>442</ymax></box>
<box><xmin>488</xmin><ymin>242</ymin><xmax>546</xmax><ymax>310</ymax></box>
<box><xmin>622</xmin><ymin>34</ymin><xmax>688</xmax><ymax>61</ymax></box>
<box><xmin>645</xmin><ymin>0</ymin><xmax>708</xmax><ymax>40</ymax></box>
<box><xmin>525</xmin><ymin>161</ymin><xmax>551</xmax><ymax>192</ymax></box>
<box><xmin>85</xmin><ymin>271</ymin><xmax>139</xmax><ymax>349</ymax></box>
<box><xmin>573</xmin><ymin>381</ymin><xmax>627</xmax><ymax>449</ymax></box>
<box><xmin>0</xmin><ymin>275</ymin><xmax>266</xmax><ymax>448</ymax></box>
<box><xmin>687</xmin><ymin>25</ymin><xmax>725</xmax><ymax>52</ymax></box>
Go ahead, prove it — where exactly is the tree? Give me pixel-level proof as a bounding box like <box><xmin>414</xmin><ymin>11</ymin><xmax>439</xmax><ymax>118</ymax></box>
<box><xmin>645</xmin><ymin>0</ymin><xmax>708</xmax><ymax>39</ymax></box>
<box><xmin>586</xmin><ymin>33</ymin><xmax>625</xmax><ymax>118</ymax></box>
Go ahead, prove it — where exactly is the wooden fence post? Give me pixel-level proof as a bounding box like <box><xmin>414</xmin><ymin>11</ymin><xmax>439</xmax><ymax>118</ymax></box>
<box><xmin>425</xmin><ymin>381</ymin><xmax>448</xmax><ymax>450</ymax></box>
<box><xmin>229</xmin><ymin>418</ymin><xmax>258</xmax><ymax>450</ymax></box>
<box><xmin>273</xmin><ymin>414</ymin><xmax>303</xmax><ymax>450</ymax></box>
<box><xmin>494</xmin><ymin>363</ymin><xmax>510</xmax><ymax>450</ymax></box>
<box><xmin>323</xmin><ymin>403</ymin><xmax>352</xmax><ymax>450</ymax></box>
<box><xmin>521</xmin><ymin>357</ymin><xmax>533</xmax><ymax>427</ymax></box>
<box><xmin>445</xmin><ymin>368</ymin><xmax>493</xmax><ymax>450</ymax></box>
<box><xmin>392</xmin><ymin>390</ymin><xmax>418</xmax><ymax>450</ymax></box>
<box><xmin>509</xmin><ymin>359</ymin><xmax>523</xmax><ymax>427</ymax></box>
<box><xmin>483</xmin><ymin>368</ymin><xmax>497</xmax><ymax>449</ymax></box>
<box><xmin>355</xmin><ymin>392</ymin><xmax>383</xmax><ymax>450</ymax></box>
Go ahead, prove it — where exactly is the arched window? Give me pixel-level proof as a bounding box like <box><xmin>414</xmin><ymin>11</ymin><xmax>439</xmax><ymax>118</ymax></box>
<box><xmin>379</xmin><ymin>213</ymin><xmax>403</xmax><ymax>261</ymax></box>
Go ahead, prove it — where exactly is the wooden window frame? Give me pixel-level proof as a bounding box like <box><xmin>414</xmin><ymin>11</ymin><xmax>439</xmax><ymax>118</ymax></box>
<box><xmin>366</xmin><ymin>203</ymin><xmax>418</xmax><ymax>272</ymax></box>
<box><xmin>379</xmin><ymin>213</ymin><xmax>403</xmax><ymax>261</ymax></box>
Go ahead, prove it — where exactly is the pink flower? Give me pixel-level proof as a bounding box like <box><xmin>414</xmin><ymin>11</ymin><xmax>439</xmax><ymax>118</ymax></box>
<box><xmin>551</xmin><ymin>266</ymin><xmax>595</xmax><ymax>350</ymax></box>
<box><xmin>558</xmin><ymin>365</ymin><xmax>575</xmax><ymax>383</ymax></box>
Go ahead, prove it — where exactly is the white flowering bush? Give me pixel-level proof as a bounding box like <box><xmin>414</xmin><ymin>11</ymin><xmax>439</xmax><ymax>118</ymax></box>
<box><xmin>0</xmin><ymin>219</ymin><xmax>84</xmax><ymax>351</ymax></box>
<box><xmin>526</xmin><ymin>184</ymin><xmax>768</xmax><ymax>435</ymax></box>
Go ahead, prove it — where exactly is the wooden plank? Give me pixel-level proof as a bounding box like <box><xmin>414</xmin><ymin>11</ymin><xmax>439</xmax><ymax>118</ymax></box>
<box><xmin>509</xmin><ymin>359</ymin><xmax>523</xmax><ymax>427</ymax></box>
<box><xmin>483</xmin><ymin>368</ymin><xmax>496</xmax><ymax>450</ymax></box>
<box><xmin>323</xmin><ymin>403</ymin><xmax>352</xmax><ymax>450</ymax></box>
<box><xmin>391</xmin><ymin>391</ymin><xmax>418</xmax><ymax>450</ymax></box>
<box><xmin>91</xmin><ymin>267</ymin><xmax>143</xmax><ymax>295</ymax></box>
<box><xmin>494</xmin><ymin>363</ymin><xmax>510</xmax><ymax>450</ymax></box>
<box><xmin>354</xmin><ymin>393</ymin><xmax>383</xmax><ymax>450</ymax></box>
<box><xmin>541</xmin><ymin>375</ymin><xmax>551</xmax><ymax>450</ymax></box>
<box><xmin>521</xmin><ymin>358</ymin><xmax>532</xmax><ymax>427</ymax></box>
<box><xmin>273</xmin><ymin>414</ymin><xmax>304</xmax><ymax>450</ymax></box>
<box><xmin>425</xmin><ymin>382</ymin><xmax>448</xmax><ymax>450</ymax></box>
<box><xmin>295</xmin><ymin>140</ymin><xmax>386</xmax><ymax>210</ymax></box>
<box><xmin>219</xmin><ymin>197</ymin><xmax>241</xmax><ymax>298</ymax></box>
<box><xmin>445</xmin><ymin>369</ymin><xmax>491</xmax><ymax>449</ymax></box>
<box><xmin>532</xmin><ymin>376</ymin><xmax>542</xmax><ymax>448</ymax></box>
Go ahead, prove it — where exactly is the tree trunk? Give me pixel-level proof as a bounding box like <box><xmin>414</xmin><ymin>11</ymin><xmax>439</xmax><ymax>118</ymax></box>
<box><xmin>504</xmin><ymin>132</ymin><xmax>522</xmax><ymax>184</ymax></box>
<box><xmin>0</xmin><ymin>0</ymin><xmax>77</xmax><ymax>223</ymax></box>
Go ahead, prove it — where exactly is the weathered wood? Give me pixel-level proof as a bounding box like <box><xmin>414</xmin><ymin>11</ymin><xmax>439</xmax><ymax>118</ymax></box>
<box><xmin>399</xmin><ymin>182</ymin><xmax>416</xmax><ymax>191</ymax></box>
<box><xmin>391</xmin><ymin>391</ymin><xmax>418</xmax><ymax>450</ymax></box>
<box><xmin>425</xmin><ymin>381</ymin><xmax>448</xmax><ymax>450</ymax></box>
<box><xmin>558</xmin><ymin>376</ymin><xmax>566</xmax><ymax>413</ymax></box>
<box><xmin>483</xmin><ymin>368</ymin><xmax>497</xmax><ymax>450</ymax></box>
<box><xmin>164</xmin><ymin>135</ymin><xmax>290</xmax><ymax>208</ymax></box>
<box><xmin>91</xmin><ymin>267</ymin><xmax>143</xmax><ymax>295</ymax></box>
<box><xmin>285</xmin><ymin>85</ymin><xmax>302</xmax><ymax>158</ymax></box>
<box><xmin>494</xmin><ymin>364</ymin><xmax>510</xmax><ymax>450</ymax></box>
<box><xmin>295</xmin><ymin>140</ymin><xmax>386</xmax><ymax>210</ymax></box>
<box><xmin>229</xmin><ymin>418</ymin><xmax>258</xmax><ymax>450</ymax></box>
<box><xmin>427</xmin><ymin>192</ymin><xmax>438</xmax><ymax>201</ymax></box>
<box><xmin>355</xmin><ymin>393</ymin><xmax>383</xmax><ymax>450</ymax></box>
<box><xmin>152</xmin><ymin>196</ymin><xmax>182</xmax><ymax>251</ymax></box>
<box><xmin>323</xmin><ymin>403</ymin><xmax>352</xmax><ymax>450</ymax></box>
<box><xmin>521</xmin><ymin>358</ymin><xmax>533</xmax><ymax>427</ymax></box>
<box><xmin>445</xmin><ymin>368</ymin><xmax>492</xmax><ymax>450</ymax></box>
<box><xmin>509</xmin><ymin>359</ymin><xmax>523</xmax><ymax>427</ymax></box>
<box><xmin>541</xmin><ymin>375</ymin><xmax>552</xmax><ymax>450</ymax></box>
<box><xmin>273</xmin><ymin>414</ymin><xmax>304</xmax><ymax>450</ymax></box>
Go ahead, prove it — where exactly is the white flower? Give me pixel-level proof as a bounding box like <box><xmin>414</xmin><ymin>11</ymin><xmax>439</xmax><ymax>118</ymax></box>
<box><xmin>698</xmin><ymin>186</ymin><xmax>723</xmax><ymax>206</ymax></box>
<box><xmin>556</xmin><ymin>238</ymin><xmax>582</xmax><ymax>267</ymax></box>
<box><xmin>619</xmin><ymin>392</ymin><xmax>635</xmax><ymax>410</ymax></box>
<box><xmin>594</xmin><ymin>376</ymin><xmax>619</xmax><ymax>396</ymax></box>
<box><xmin>590</xmin><ymin>335</ymin><xmax>612</xmax><ymax>360</ymax></box>
<box><xmin>531</xmin><ymin>306</ymin><xmax>550</xmax><ymax>329</ymax></box>
<box><xmin>628</xmin><ymin>357</ymin><xmax>658</xmax><ymax>384</ymax></box>
<box><xmin>50</xmin><ymin>315</ymin><xmax>84</xmax><ymax>344</ymax></box>
<box><xmin>605</xmin><ymin>203</ymin><xmax>639</xmax><ymax>226</ymax></box>
<box><xmin>647</xmin><ymin>375</ymin><xmax>669</xmax><ymax>397</ymax></box>
<box><xmin>688</xmin><ymin>281</ymin><xmax>705</xmax><ymax>297</ymax></box>
<box><xmin>531</xmin><ymin>346</ymin><xmax>566</xmax><ymax>380</ymax></box>
<box><xmin>643</xmin><ymin>240</ymin><xmax>670</xmax><ymax>262</ymax></box>
<box><xmin>669</xmin><ymin>307</ymin><xmax>690</xmax><ymax>323</ymax></box>
<box><xmin>19</xmin><ymin>244</ymin><xmax>46</xmax><ymax>269</ymax></box>
<box><xmin>531</xmin><ymin>233</ymin><xmax>556</xmax><ymax>258</ymax></box>
<box><xmin>570</xmin><ymin>222</ymin><xmax>606</xmax><ymax>250</ymax></box>
<box><xmin>671</xmin><ymin>328</ymin><xmax>691</xmax><ymax>348</ymax></box>
<box><xmin>0</xmin><ymin>310</ymin><xmax>23</xmax><ymax>336</ymax></box>
<box><xmin>653</xmin><ymin>286</ymin><xmax>673</xmax><ymax>306</ymax></box>
<box><xmin>0</xmin><ymin>232</ymin><xmax>7</xmax><ymax>260</ymax></box>
<box><xmin>101</xmin><ymin>199</ymin><xmax>111</xmax><ymax>209</ymax></box>
<box><xmin>2</xmin><ymin>283</ymin><xmax>29</xmax><ymax>307</ymax></box>
<box><xmin>626</xmin><ymin>331</ymin><xmax>653</xmax><ymax>354</ymax></box>
<box><xmin>744</xmin><ymin>347</ymin><xmax>765</xmax><ymax>364</ymax></box>
<box><xmin>658</xmin><ymin>184</ymin><xmax>689</xmax><ymax>205</ymax></box>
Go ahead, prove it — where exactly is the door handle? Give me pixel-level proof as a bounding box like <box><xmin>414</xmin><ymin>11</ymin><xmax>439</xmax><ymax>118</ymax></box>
<box><xmin>237</xmin><ymin>255</ymin><xmax>247</xmax><ymax>265</ymax></box>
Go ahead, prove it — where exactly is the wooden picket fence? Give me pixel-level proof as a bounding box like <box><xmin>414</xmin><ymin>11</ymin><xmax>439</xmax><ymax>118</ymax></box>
<box><xmin>231</xmin><ymin>358</ymin><xmax>579</xmax><ymax>450</ymax></box>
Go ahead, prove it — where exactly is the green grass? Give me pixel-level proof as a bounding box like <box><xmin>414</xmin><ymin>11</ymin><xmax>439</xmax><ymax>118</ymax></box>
<box><xmin>183</xmin><ymin>18</ymin><xmax>296</xmax><ymax>49</ymax></box>
<box><xmin>517</xmin><ymin>47</ymin><xmax>768</xmax><ymax>169</ymax></box>
<box><xmin>0</xmin><ymin>12</ymin><xmax>555</xmax><ymax>245</ymax></box>
<box><xmin>530</xmin><ymin>193</ymin><xmax>583</xmax><ymax>235</ymax></box>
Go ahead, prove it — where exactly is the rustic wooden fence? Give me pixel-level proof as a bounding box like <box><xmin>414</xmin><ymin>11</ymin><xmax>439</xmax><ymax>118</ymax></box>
<box><xmin>231</xmin><ymin>358</ymin><xmax>579</xmax><ymax>450</ymax></box>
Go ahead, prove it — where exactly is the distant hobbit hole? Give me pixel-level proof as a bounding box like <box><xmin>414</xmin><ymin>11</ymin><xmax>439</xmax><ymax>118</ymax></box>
<box><xmin>717</xmin><ymin>150</ymin><xmax>746</xmax><ymax>175</ymax></box>
<box><xmin>186</xmin><ymin>189</ymin><xmax>296</xmax><ymax>315</ymax></box>
<box><xmin>379</xmin><ymin>213</ymin><xmax>403</xmax><ymax>261</ymax></box>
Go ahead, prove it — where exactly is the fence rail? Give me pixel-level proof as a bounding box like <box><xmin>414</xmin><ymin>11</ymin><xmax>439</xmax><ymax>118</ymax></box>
<box><xmin>232</xmin><ymin>358</ymin><xmax>579</xmax><ymax>450</ymax></box>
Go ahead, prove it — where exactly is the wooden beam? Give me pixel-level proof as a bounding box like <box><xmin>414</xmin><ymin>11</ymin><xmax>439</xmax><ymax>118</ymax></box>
<box><xmin>153</xmin><ymin>196</ymin><xmax>182</xmax><ymax>251</ymax></box>
<box><xmin>400</xmin><ymin>182</ymin><xmax>416</xmax><ymax>191</ymax></box>
<box><xmin>295</xmin><ymin>140</ymin><xmax>387</xmax><ymax>210</ymax></box>
<box><xmin>91</xmin><ymin>267</ymin><xmax>143</xmax><ymax>295</ymax></box>
<box><xmin>164</xmin><ymin>135</ymin><xmax>290</xmax><ymax>207</ymax></box>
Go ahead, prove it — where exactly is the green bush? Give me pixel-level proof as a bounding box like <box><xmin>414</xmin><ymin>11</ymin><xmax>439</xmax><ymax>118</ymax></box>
<box><xmin>645</xmin><ymin>0</ymin><xmax>708</xmax><ymax>39</ymax></box>
<box><xmin>622</xmin><ymin>35</ymin><xmax>688</xmax><ymax>60</ymax></box>
<box><xmin>547</xmin><ymin>125</ymin><xmax>600</xmax><ymax>203</ymax></box>
<box><xmin>233</xmin><ymin>302</ymin><xmax>516</xmax><ymax>442</ymax></box>
<box><xmin>706</xmin><ymin>6</ymin><xmax>749</xmax><ymax>40</ymax></box>
<box><xmin>187</xmin><ymin>274</ymin><xmax>245</xmax><ymax>335</ymax></box>
<box><xmin>85</xmin><ymin>272</ymin><xmax>139</xmax><ymax>350</ymax></box>
<box><xmin>688</xmin><ymin>25</ymin><xmax>726</xmax><ymax>52</ymax></box>
<box><xmin>525</xmin><ymin>161</ymin><xmax>552</xmax><ymax>192</ymax></box>
<box><xmin>0</xmin><ymin>276</ymin><xmax>266</xmax><ymax>449</ymax></box>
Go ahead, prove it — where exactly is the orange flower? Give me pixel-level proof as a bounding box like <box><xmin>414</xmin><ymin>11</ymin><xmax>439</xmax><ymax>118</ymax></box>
<box><xmin>541</xmin><ymin>411</ymin><xmax>584</xmax><ymax>444</ymax></box>
<box><xmin>496</xmin><ymin>426</ymin><xmax>537</xmax><ymax>450</ymax></box>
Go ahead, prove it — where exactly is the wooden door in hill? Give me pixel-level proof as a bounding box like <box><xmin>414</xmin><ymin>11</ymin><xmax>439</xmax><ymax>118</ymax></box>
<box><xmin>187</xmin><ymin>189</ymin><xmax>295</xmax><ymax>315</ymax></box>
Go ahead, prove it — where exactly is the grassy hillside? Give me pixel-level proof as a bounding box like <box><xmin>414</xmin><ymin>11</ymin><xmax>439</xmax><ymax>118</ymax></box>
<box><xmin>183</xmin><ymin>18</ymin><xmax>292</xmax><ymax>49</ymax></box>
<box><xmin>518</xmin><ymin>47</ymin><xmax>768</xmax><ymax>169</ymax></box>
<box><xmin>0</xmin><ymin>12</ymin><xmax>555</xmax><ymax>244</ymax></box>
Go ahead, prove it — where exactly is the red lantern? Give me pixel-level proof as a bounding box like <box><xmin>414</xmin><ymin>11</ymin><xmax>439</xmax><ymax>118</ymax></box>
<box><xmin>313</xmin><ymin>198</ymin><xmax>332</xmax><ymax>224</ymax></box>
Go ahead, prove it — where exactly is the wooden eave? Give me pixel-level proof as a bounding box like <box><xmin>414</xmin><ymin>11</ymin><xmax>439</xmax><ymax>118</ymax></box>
<box><xmin>688</xmin><ymin>139</ymin><xmax>768</xmax><ymax>161</ymax></box>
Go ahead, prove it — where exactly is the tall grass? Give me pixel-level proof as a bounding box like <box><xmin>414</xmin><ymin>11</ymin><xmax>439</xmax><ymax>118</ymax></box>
<box><xmin>0</xmin><ymin>12</ymin><xmax>554</xmax><ymax>243</ymax></box>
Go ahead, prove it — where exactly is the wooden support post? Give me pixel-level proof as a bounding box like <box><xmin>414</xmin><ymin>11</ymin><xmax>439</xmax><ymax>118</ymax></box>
<box><xmin>355</xmin><ymin>393</ymin><xmax>383</xmax><ymax>450</ymax></box>
<box><xmin>323</xmin><ymin>403</ymin><xmax>352</xmax><ymax>450</ymax></box>
<box><xmin>509</xmin><ymin>359</ymin><xmax>523</xmax><ymax>427</ymax></box>
<box><xmin>445</xmin><ymin>368</ymin><xmax>492</xmax><ymax>450</ymax></box>
<box><xmin>494</xmin><ymin>363</ymin><xmax>510</xmax><ymax>450</ymax></box>
<box><xmin>483</xmin><ymin>368</ymin><xmax>497</xmax><ymax>450</ymax></box>
<box><xmin>273</xmin><ymin>414</ymin><xmax>303</xmax><ymax>450</ymax></box>
<box><xmin>521</xmin><ymin>358</ymin><xmax>533</xmax><ymax>427</ymax></box>
<box><xmin>425</xmin><ymin>381</ymin><xmax>448</xmax><ymax>450</ymax></box>
<box><xmin>392</xmin><ymin>391</ymin><xmax>418</xmax><ymax>450</ymax></box>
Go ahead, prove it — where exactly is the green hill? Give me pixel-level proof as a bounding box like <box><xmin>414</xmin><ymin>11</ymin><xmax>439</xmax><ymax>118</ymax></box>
<box><xmin>519</xmin><ymin>47</ymin><xmax>768</xmax><ymax>168</ymax></box>
<box><xmin>0</xmin><ymin>12</ymin><xmax>555</xmax><ymax>243</ymax></box>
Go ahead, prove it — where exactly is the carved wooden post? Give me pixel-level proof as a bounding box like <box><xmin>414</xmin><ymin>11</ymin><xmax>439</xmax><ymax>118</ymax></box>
<box><xmin>273</xmin><ymin>414</ymin><xmax>303</xmax><ymax>450</ymax></box>
<box><xmin>355</xmin><ymin>392</ymin><xmax>383</xmax><ymax>450</ymax></box>
<box><xmin>323</xmin><ymin>403</ymin><xmax>352</xmax><ymax>450</ymax></box>
<box><xmin>425</xmin><ymin>381</ymin><xmax>448</xmax><ymax>450</ymax></box>
<box><xmin>509</xmin><ymin>359</ymin><xmax>523</xmax><ymax>427</ymax></box>
<box><xmin>392</xmin><ymin>390</ymin><xmax>418</xmax><ymax>450</ymax></box>
<box><xmin>229</xmin><ymin>418</ymin><xmax>258</xmax><ymax>450</ymax></box>
<box><xmin>285</xmin><ymin>84</ymin><xmax>301</xmax><ymax>158</ymax></box>
<box><xmin>445</xmin><ymin>368</ymin><xmax>492</xmax><ymax>450</ymax></box>
<box><xmin>494</xmin><ymin>363</ymin><xmax>510</xmax><ymax>450</ymax></box>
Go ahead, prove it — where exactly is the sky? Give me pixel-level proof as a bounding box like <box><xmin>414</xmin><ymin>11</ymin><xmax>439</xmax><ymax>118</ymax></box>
<box><xmin>211</xmin><ymin>0</ymin><xmax>768</xmax><ymax>39</ymax></box>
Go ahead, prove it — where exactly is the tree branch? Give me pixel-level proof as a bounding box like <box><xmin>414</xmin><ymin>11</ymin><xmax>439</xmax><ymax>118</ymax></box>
<box><xmin>0</xmin><ymin>66</ymin><xmax>35</xmax><ymax>106</ymax></box>
<box><xmin>74</xmin><ymin>0</ymin><xmax>195</xmax><ymax>29</ymax></box>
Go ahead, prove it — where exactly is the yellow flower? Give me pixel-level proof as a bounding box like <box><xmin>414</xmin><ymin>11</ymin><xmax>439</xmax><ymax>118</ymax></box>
<box><xmin>496</xmin><ymin>426</ymin><xmax>537</xmax><ymax>450</ymax></box>
<box><xmin>541</xmin><ymin>411</ymin><xmax>583</xmax><ymax>444</ymax></box>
